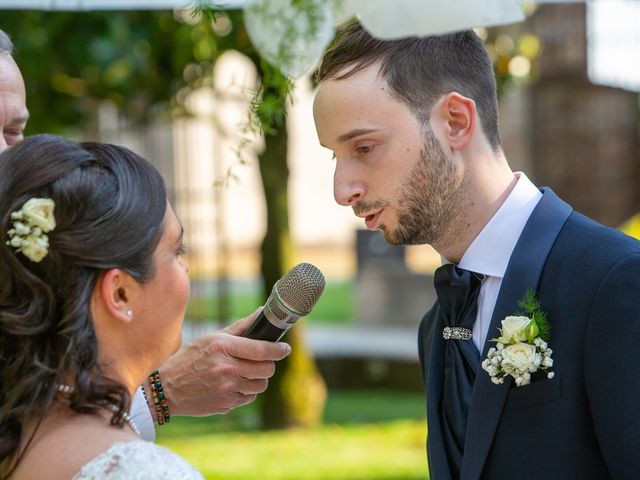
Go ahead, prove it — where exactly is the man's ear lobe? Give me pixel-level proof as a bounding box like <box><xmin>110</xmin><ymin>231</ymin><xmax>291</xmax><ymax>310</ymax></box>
<box><xmin>98</xmin><ymin>269</ymin><xmax>135</xmax><ymax>324</ymax></box>
<box><xmin>434</xmin><ymin>92</ymin><xmax>476</xmax><ymax>152</ymax></box>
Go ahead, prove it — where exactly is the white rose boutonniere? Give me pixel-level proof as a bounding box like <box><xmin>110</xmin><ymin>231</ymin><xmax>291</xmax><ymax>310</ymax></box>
<box><xmin>497</xmin><ymin>316</ymin><xmax>531</xmax><ymax>343</ymax></box>
<box><xmin>481</xmin><ymin>290</ymin><xmax>554</xmax><ymax>387</ymax></box>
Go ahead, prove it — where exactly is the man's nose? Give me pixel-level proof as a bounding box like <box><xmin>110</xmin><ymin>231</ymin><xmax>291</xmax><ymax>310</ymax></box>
<box><xmin>333</xmin><ymin>163</ymin><xmax>365</xmax><ymax>207</ymax></box>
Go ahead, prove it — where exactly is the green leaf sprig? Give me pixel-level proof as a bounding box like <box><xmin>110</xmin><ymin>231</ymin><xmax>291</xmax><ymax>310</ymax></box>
<box><xmin>517</xmin><ymin>290</ymin><xmax>550</xmax><ymax>342</ymax></box>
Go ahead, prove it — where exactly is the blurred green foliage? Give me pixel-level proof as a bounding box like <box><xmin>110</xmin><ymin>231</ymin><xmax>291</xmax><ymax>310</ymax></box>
<box><xmin>156</xmin><ymin>389</ymin><xmax>426</xmax><ymax>437</ymax></box>
<box><xmin>187</xmin><ymin>281</ymin><xmax>354</xmax><ymax>323</ymax></box>
<box><xmin>2</xmin><ymin>10</ymin><xmax>252</xmax><ymax>136</ymax></box>
<box><xmin>482</xmin><ymin>26</ymin><xmax>542</xmax><ymax>97</ymax></box>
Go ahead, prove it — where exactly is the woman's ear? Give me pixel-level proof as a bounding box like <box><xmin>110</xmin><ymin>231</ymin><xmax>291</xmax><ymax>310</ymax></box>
<box><xmin>95</xmin><ymin>269</ymin><xmax>138</xmax><ymax>324</ymax></box>
<box><xmin>431</xmin><ymin>92</ymin><xmax>476</xmax><ymax>153</ymax></box>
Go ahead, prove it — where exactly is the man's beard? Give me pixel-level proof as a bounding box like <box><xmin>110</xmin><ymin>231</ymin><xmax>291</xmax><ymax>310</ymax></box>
<box><xmin>381</xmin><ymin>128</ymin><xmax>465</xmax><ymax>246</ymax></box>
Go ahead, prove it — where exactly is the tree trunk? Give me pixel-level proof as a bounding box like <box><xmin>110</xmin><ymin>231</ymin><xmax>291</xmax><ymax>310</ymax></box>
<box><xmin>256</xmin><ymin>80</ymin><xmax>327</xmax><ymax>430</ymax></box>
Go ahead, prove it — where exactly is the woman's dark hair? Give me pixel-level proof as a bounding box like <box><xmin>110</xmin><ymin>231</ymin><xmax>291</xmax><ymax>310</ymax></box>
<box><xmin>0</xmin><ymin>134</ymin><xmax>167</xmax><ymax>470</ymax></box>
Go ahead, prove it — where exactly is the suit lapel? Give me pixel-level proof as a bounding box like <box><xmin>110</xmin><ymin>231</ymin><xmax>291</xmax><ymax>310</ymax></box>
<box><xmin>460</xmin><ymin>188</ymin><xmax>572</xmax><ymax>480</ymax></box>
<box><xmin>422</xmin><ymin>305</ymin><xmax>452</xmax><ymax>480</ymax></box>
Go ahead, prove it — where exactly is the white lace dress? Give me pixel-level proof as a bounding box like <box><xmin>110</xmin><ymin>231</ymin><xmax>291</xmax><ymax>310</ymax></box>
<box><xmin>72</xmin><ymin>441</ymin><xmax>204</xmax><ymax>479</ymax></box>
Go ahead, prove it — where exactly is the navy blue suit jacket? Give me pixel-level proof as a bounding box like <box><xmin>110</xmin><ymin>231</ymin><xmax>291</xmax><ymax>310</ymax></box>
<box><xmin>418</xmin><ymin>188</ymin><xmax>640</xmax><ymax>479</ymax></box>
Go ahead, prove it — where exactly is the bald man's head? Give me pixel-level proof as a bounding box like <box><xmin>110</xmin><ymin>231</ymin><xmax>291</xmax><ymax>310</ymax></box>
<box><xmin>0</xmin><ymin>28</ymin><xmax>28</xmax><ymax>152</ymax></box>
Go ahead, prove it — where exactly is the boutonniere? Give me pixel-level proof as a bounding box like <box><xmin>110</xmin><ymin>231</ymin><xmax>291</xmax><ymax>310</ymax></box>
<box><xmin>481</xmin><ymin>290</ymin><xmax>554</xmax><ymax>387</ymax></box>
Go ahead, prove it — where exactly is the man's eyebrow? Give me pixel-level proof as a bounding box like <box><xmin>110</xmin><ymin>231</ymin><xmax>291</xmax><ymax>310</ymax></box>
<box><xmin>337</xmin><ymin>128</ymin><xmax>381</xmax><ymax>143</ymax></box>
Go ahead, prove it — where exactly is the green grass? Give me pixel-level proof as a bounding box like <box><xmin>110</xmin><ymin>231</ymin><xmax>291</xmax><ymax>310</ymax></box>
<box><xmin>156</xmin><ymin>390</ymin><xmax>429</xmax><ymax>480</ymax></box>
<box><xmin>187</xmin><ymin>281</ymin><xmax>354</xmax><ymax>324</ymax></box>
<box><xmin>159</xmin><ymin>420</ymin><xmax>427</xmax><ymax>480</ymax></box>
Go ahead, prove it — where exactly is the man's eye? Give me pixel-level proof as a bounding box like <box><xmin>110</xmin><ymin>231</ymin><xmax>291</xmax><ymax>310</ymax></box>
<box><xmin>177</xmin><ymin>243</ymin><xmax>187</xmax><ymax>256</ymax></box>
<box><xmin>356</xmin><ymin>145</ymin><xmax>374</xmax><ymax>154</ymax></box>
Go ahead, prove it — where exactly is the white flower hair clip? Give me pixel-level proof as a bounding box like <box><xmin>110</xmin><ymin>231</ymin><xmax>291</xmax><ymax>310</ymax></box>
<box><xmin>6</xmin><ymin>198</ymin><xmax>56</xmax><ymax>263</ymax></box>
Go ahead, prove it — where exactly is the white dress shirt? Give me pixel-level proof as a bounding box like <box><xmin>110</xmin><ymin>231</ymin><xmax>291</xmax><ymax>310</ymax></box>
<box><xmin>457</xmin><ymin>172</ymin><xmax>542</xmax><ymax>352</ymax></box>
<box><xmin>130</xmin><ymin>386</ymin><xmax>156</xmax><ymax>441</ymax></box>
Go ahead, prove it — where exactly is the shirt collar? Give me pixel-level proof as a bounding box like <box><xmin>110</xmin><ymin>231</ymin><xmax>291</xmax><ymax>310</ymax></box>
<box><xmin>457</xmin><ymin>172</ymin><xmax>542</xmax><ymax>279</ymax></box>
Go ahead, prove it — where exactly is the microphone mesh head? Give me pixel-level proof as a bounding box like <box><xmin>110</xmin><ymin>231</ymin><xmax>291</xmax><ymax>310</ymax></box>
<box><xmin>276</xmin><ymin>263</ymin><xmax>326</xmax><ymax>314</ymax></box>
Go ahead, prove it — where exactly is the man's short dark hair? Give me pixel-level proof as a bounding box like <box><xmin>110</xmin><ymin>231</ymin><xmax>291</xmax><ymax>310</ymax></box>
<box><xmin>0</xmin><ymin>29</ymin><xmax>14</xmax><ymax>55</ymax></box>
<box><xmin>316</xmin><ymin>23</ymin><xmax>501</xmax><ymax>150</ymax></box>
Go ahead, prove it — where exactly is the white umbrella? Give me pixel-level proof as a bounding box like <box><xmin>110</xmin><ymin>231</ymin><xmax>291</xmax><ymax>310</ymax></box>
<box><xmin>242</xmin><ymin>0</ymin><xmax>581</xmax><ymax>77</ymax></box>
<box><xmin>0</xmin><ymin>0</ymin><xmax>588</xmax><ymax>77</ymax></box>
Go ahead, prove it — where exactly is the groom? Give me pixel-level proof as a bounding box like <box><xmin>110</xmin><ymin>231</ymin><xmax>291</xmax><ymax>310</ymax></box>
<box><xmin>313</xmin><ymin>22</ymin><xmax>640</xmax><ymax>479</ymax></box>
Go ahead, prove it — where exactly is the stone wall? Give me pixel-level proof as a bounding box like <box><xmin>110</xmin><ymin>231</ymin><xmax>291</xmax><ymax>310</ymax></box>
<box><xmin>528</xmin><ymin>4</ymin><xmax>640</xmax><ymax>226</ymax></box>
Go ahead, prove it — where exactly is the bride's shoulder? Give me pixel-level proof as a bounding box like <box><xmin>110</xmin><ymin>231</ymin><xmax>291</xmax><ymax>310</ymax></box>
<box><xmin>73</xmin><ymin>441</ymin><xmax>203</xmax><ymax>480</ymax></box>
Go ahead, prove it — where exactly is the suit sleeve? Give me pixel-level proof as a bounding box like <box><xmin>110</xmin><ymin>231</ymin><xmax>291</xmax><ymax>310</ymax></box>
<box><xmin>584</xmin><ymin>253</ymin><xmax>640</xmax><ymax>475</ymax></box>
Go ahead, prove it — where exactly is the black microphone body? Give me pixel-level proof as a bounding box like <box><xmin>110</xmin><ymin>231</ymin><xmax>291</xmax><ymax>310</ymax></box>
<box><xmin>242</xmin><ymin>263</ymin><xmax>325</xmax><ymax>342</ymax></box>
<box><xmin>243</xmin><ymin>310</ymin><xmax>287</xmax><ymax>341</ymax></box>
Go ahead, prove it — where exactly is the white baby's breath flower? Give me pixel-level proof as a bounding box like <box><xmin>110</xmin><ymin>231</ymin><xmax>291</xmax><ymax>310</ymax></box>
<box><xmin>20</xmin><ymin>234</ymin><xmax>49</xmax><ymax>262</ymax></box>
<box><xmin>14</xmin><ymin>222</ymin><xmax>30</xmax><ymax>236</ymax></box>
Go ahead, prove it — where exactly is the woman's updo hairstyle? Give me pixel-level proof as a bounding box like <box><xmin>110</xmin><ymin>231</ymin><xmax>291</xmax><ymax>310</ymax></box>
<box><xmin>0</xmin><ymin>134</ymin><xmax>167</xmax><ymax>464</ymax></box>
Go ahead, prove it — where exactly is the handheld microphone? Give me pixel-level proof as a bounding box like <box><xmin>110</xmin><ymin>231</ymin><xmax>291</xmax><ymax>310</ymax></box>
<box><xmin>242</xmin><ymin>262</ymin><xmax>326</xmax><ymax>341</ymax></box>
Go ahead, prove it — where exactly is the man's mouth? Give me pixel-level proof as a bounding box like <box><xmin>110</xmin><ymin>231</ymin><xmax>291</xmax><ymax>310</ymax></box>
<box><xmin>364</xmin><ymin>210</ymin><xmax>383</xmax><ymax>230</ymax></box>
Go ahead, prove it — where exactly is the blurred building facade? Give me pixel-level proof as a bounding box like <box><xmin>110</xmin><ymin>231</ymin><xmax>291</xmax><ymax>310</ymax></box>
<box><xmin>501</xmin><ymin>3</ymin><xmax>639</xmax><ymax>227</ymax></box>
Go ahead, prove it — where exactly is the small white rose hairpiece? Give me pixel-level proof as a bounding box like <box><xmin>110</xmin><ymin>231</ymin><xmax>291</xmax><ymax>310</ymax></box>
<box><xmin>5</xmin><ymin>197</ymin><xmax>56</xmax><ymax>263</ymax></box>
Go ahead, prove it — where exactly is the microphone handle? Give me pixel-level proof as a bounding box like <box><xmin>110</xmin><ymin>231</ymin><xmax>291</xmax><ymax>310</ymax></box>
<box><xmin>242</xmin><ymin>309</ymin><xmax>289</xmax><ymax>341</ymax></box>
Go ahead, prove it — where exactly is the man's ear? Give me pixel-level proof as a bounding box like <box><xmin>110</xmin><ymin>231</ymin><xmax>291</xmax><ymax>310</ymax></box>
<box><xmin>95</xmin><ymin>269</ymin><xmax>138</xmax><ymax>324</ymax></box>
<box><xmin>431</xmin><ymin>92</ymin><xmax>476</xmax><ymax>153</ymax></box>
